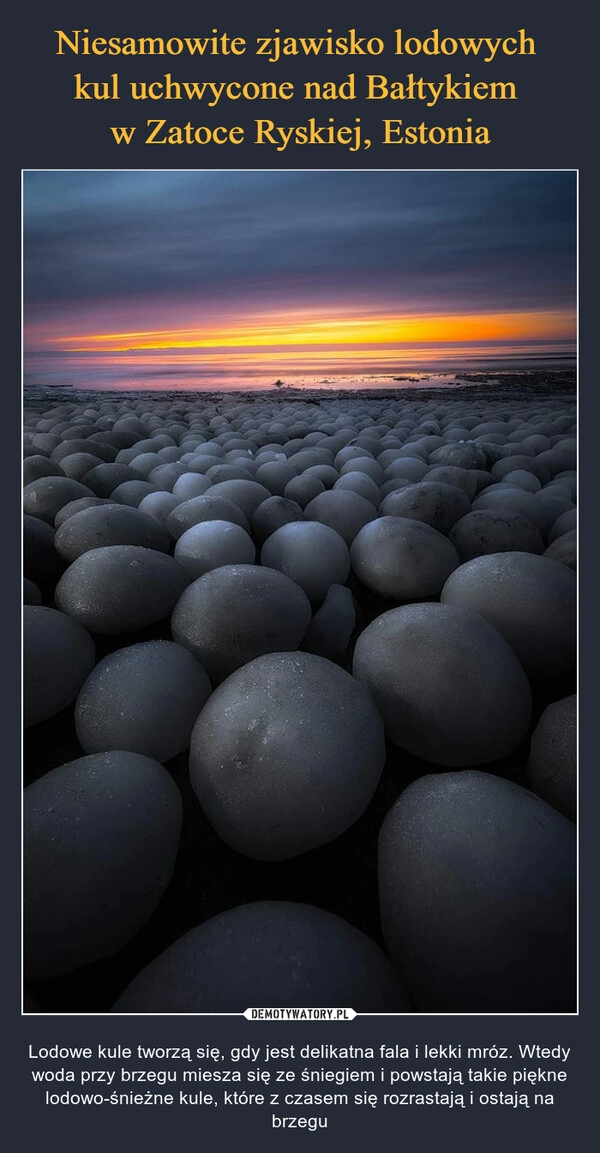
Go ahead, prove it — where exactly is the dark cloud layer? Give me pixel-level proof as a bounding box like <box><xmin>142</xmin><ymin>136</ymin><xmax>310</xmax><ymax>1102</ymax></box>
<box><xmin>23</xmin><ymin>170</ymin><xmax>576</xmax><ymax>317</ymax></box>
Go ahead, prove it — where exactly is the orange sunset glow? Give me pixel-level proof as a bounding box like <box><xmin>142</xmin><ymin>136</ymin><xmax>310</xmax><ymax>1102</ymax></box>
<box><xmin>51</xmin><ymin>307</ymin><xmax>575</xmax><ymax>356</ymax></box>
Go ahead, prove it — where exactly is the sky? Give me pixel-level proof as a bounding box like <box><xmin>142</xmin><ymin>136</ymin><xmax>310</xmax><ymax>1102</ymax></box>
<box><xmin>23</xmin><ymin>170</ymin><xmax>577</xmax><ymax>389</ymax></box>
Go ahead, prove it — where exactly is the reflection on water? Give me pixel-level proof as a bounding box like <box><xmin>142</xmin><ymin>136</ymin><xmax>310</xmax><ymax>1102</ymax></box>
<box><xmin>24</xmin><ymin>345</ymin><xmax>576</xmax><ymax>393</ymax></box>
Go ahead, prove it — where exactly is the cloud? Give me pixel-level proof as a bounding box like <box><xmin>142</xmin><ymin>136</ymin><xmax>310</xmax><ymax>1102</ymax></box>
<box><xmin>23</xmin><ymin>170</ymin><xmax>576</xmax><ymax>323</ymax></box>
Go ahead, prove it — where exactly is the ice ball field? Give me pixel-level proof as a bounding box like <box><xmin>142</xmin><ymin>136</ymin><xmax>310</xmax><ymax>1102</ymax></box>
<box><xmin>23</xmin><ymin>378</ymin><xmax>577</xmax><ymax>1014</ymax></box>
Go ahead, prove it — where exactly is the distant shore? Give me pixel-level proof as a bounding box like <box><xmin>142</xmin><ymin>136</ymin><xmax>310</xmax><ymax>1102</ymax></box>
<box><xmin>23</xmin><ymin>369</ymin><xmax>576</xmax><ymax>409</ymax></box>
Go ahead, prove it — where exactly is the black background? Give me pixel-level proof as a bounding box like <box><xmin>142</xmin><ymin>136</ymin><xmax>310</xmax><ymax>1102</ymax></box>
<box><xmin>9</xmin><ymin>0</ymin><xmax>598</xmax><ymax>1149</ymax></box>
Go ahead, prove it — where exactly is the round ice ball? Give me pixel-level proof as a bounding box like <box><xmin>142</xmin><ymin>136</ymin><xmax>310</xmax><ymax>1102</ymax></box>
<box><xmin>449</xmin><ymin>508</ymin><xmax>544</xmax><ymax>562</ymax></box>
<box><xmin>383</xmin><ymin>456</ymin><xmax>428</xmax><ymax>483</ymax></box>
<box><xmin>250</xmin><ymin>495</ymin><xmax>304</xmax><ymax>544</ymax></box>
<box><xmin>56</xmin><ymin>451</ymin><xmax>105</xmax><ymax>479</ymax></box>
<box><xmin>304</xmin><ymin>488</ymin><xmax>377</xmax><ymax>545</ymax></box>
<box><xmin>172</xmin><ymin>564</ymin><xmax>311</xmax><ymax>682</ymax></box>
<box><xmin>340</xmin><ymin>455</ymin><xmax>384</xmax><ymax>484</ymax></box>
<box><xmin>425</xmin><ymin>465</ymin><xmax>478</xmax><ymax>500</ymax></box>
<box><xmin>23</xmin><ymin>515</ymin><xmax>62</xmax><ymax>586</ymax></box>
<box><xmin>54</xmin><ymin>503</ymin><xmax>170</xmax><ymax>561</ymax></box>
<box><xmin>171</xmin><ymin>472</ymin><xmax>213</xmax><ymax>501</ymax></box>
<box><xmin>207</xmin><ymin>479</ymin><xmax>271</xmax><ymax>519</ymax></box>
<box><xmin>82</xmin><ymin>462</ymin><xmax>140</xmax><ymax>497</ymax></box>
<box><xmin>301</xmin><ymin>583</ymin><xmax>356</xmax><ymax>664</ymax></box>
<box><xmin>23</xmin><ymin>455</ymin><xmax>64</xmax><ymax>485</ymax></box>
<box><xmin>24</xmin><ymin>751</ymin><xmax>182</xmax><ymax>979</ymax></box>
<box><xmin>378</xmin><ymin>771</ymin><xmax>576</xmax><ymax>1011</ymax></box>
<box><xmin>55</xmin><ymin>545</ymin><xmax>189</xmax><ymax>634</ymax></box>
<box><xmin>544</xmin><ymin>530</ymin><xmax>577</xmax><ymax>571</ymax></box>
<box><xmin>283</xmin><ymin>473</ymin><xmax>326</xmax><ymax>508</ymax></box>
<box><xmin>137</xmin><ymin>491</ymin><xmax>180</xmax><ymax>526</ymax></box>
<box><xmin>189</xmin><ymin>651</ymin><xmax>385</xmax><ymax>860</ymax></box>
<box><xmin>75</xmin><ymin>640</ymin><xmax>212</xmax><ymax>762</ymax></box>
<box><xmin>526</xmin><ymin>694</ymin><xmax>577</xmax><ymax>820</ymax></box>
<box><xmin>110</xmin><ymin>479</ymin><xmax>157</xmax><ymax>507</ymax></box>
<box><xmin>261</xmin><ymin>521</ymin><xmax>350</xmax><ymax>602</ymax></box>
<box><xmin>379</xmin><ymin>481</ymin><xmax>470</xmax><ymax>535</ymax></box>
<box><xmin>53</xmin><ymin>496</ymin><xmax>113</xmax><ymax>528</ymax></box>
<box><xmin>441</xmin><ymin>552</ymin><xmax>576</xmax><ymax>679</ymax></box>
<box><xmin>352</xmin><ymin>602</ymin><xmax>531</xmax><ymax>765</ymax></box>
<box><xmin>471</xmin><ymin>484</ymin><xmax>548</xmax><ymax>532</ymax></box>
<box><xmin>333</xmin><ymin>471</ymin><xmax>381</xmax><ymax>505</ymax></box>
<box><xmin>429</xmin><ymin>441</ymin><xmax>487</xmax><ymax>470</ymax></box>
<box><xmin>24</xmin><ymin>606</ymin><xmax>95</xmax><ymax>728</ymax></box>
<box><xmin>167</xmin><ymin>494</ymin><xmax>250</xmax><ymax>540</ymax></box>
<box><xmin>548</xmin><ymin>506</ymin><xmax>577</xmax><ymax>542</ymax></box>
<box><xmin>351</xmin><ymin>516</ymin><xmax>459</xmax><ymax>600</ymax></box>
<box><xmin>52</xmin><ymin>438</ymin><xmax>115</xmax><ymax>465</ymax></box>
<box><xmin>23</xmin><ymin>578</ymin><xmax>41</xmax><ymax>606</ymax></box>
<box><xmin>112</xmin><ymin>901</ymin><xmax>412</xmax><ymax>1012</ymax></box>
<box><xmin>491</xmin><ymin>455</ymin><xmax>550</xmax><ymax>484</ymax></box>
<box><xmin>174</xmin><ymin>520</ymin><xmax>255</xmax><ymax>578</ymax></box>
<box><xmin>502</xmin><ymin>468</ymin><xmax>542</xmax><ymax>493</ymax></box>
<box><xmin>23</xmin><ymin>476</ymin><xmax>94</xmax><ymax>525</ymax></box>
<box><xmin>255</xmin><ymin>459</ymin><xmax>298</xmax><ymax>495</ymax></box>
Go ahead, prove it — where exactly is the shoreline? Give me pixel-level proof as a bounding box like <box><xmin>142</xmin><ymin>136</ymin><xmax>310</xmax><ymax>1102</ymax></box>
<box><xmin>23</xmin><ymin>369</ymin><xmax>577</xmax><ymax>408</ymax></box>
